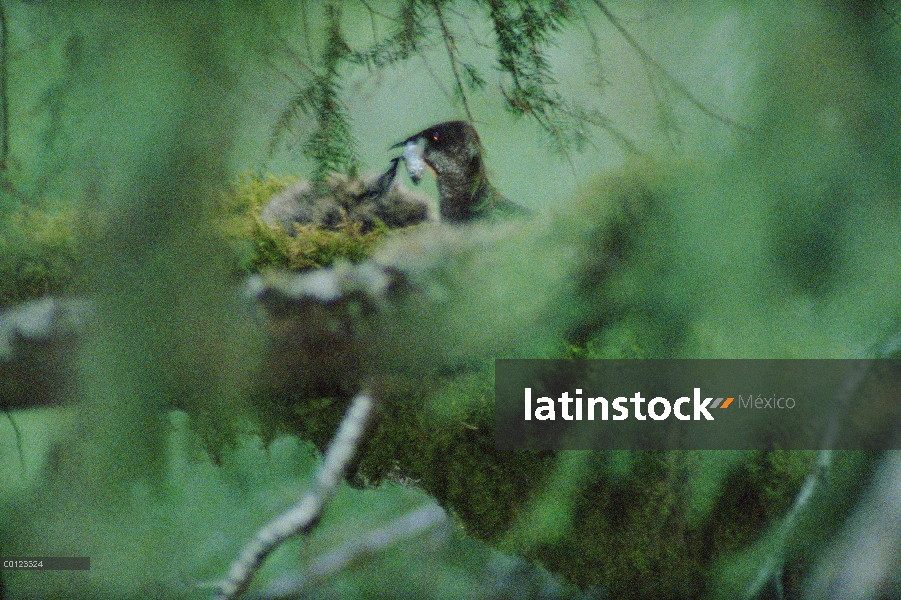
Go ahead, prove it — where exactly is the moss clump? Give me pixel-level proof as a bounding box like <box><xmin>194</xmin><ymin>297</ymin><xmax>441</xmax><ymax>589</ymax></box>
<box><xmin>0</xmin><ymin>206</ymin><xmax>85</xmax><ymax>307</ymax></box>
<box><xmin>217</xmin><ymin>173</ymin><xmax>389</xmax><ymax>273</ymax></box>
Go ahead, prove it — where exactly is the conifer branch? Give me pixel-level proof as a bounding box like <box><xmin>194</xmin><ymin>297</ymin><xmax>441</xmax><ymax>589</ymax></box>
<box><xmin>269</xmin><ymin>5</ymin><xmax>357</xmax><ymax>180</ymax></box>
<box><xmin>298</xmin><ymin>0</ymin><xmax>315</xmax><ymax>66</ymax></box>
<box><xmin>350</xmin><ymin>1</ymin><xmax>431</xmax><ymax>69</ymax></box>
<box><xmin>486</xmin><ymin>0</ymin><xmax>603</xmax><ymax>154</ymax></box>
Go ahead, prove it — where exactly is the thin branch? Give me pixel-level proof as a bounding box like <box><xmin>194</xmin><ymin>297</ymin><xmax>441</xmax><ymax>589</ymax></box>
<box><xmin>553</xmin><ymin>101</ymin><xmax>643</xmax><ymax>157</ymax></box>
<box><xmin>447</xmin><ymin>4</ymin><xmax>495</xmax><ymax>51</ymax></box>
<box><xmin>432</xmin><ymin>1</ymin><xmax>474</xmax><ymax>122</ymax></box>
<box><xmin>260</xmin><ymin>52</ymin><xmax>304</xmax><ymax>91</ymax></box>
<box><xmin>576</xmin><ymin>4</ymin><xmax>609</xmax><ymax>91</ymax></box>
<box><xmin>214</xmin><ymin>391</ymin><xmax>376</xmax><ymax>600</ymax></box>
<box><xmin>527</xmin><ymin>105</ymin><xmax>579</xmax><ymax>171</ymax></box>
<box><xmin>638</xmin><ymin>50</ymin><xmax>680</xmax><ymax>151</ymax></box>
<box><xmin>360</xmin><ymin>0</ymin><xmax>380</xmax><ymax>45</ymax></box>
<box><xmin>417</xmin><ymin>52</ymin><xmax>455</xmax><ymax>108</ymax></box>
<box><xmin>274</xmin><ymin>33</ymin><xmax>317</xmax><ymax>77</ymax></box>
<box><xmin>357</xmin><ymin>0</ymin><xmax>398</xmax><ymax>24</ymax></box>
<box><xmin>299</xmin><ymin>1</ymin><xmax>315</xmax><ymax>67</ymax></box>
<box><xmin>592</xmin><ymin>0</ymin><xmax>753</xmax><ymax>135</ymax></box>
<box><xmin>2</xmin><ymin>408</ymin><xmax>25</xmax><ymax>479</ymax></box>
<box><xmin>249</xmin><ymin>505</ymin><xmax>448</xmax><ymax>599</ymax></box>
<box><xmin>745</xmin><ymin>359</ymin><xmax>871</xmax><ymax>598</ymax></box>
<box><xmin>0</xmin><ymin>0</ymin><xmax>9</xmax><ymax>171</ymax></box>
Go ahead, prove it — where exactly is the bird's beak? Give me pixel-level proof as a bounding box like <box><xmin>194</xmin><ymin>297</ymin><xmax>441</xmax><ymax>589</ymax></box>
<box><xmin>371</xmin><ymin>156</ymin><xmax>401</xmax><ymax>197</ymax></box>
<box><xmin>389</xmin><ymin>131</ymin><xmax>422</xmax><ymax>149</ymax></box>
<box><xmin>391</xmin><ymin>135</ymin><xmax>426</xmax><ymax>184</ymax></box>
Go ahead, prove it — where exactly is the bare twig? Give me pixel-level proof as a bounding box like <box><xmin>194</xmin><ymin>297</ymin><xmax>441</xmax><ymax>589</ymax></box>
<box><xmin>745</xmin><ymin>360</ymin><xmax>871</xmax><ymax>598</ymax></box>
<box><xmin>592</xmin><ymin>0</ymin><xmax>753</xmax><ymax>135</ymax></box>
<box><xmin>357</xmin><ymin>0</ymin><xmax>398</xmax><ymax>24</ymax></box>
<box><xmin>1</xmin><ymin>408</ymin><xmax>25</xmax><ymax>478</ymax></box>
<box><xmin>576</xmin><ymin>3</ymin><xmax>609</xmax><ymax>91</ymax></box>
<box><xmin>249</xmin><ymin>504</ymin><xmax>449</xmax><ymax>599</ymax></box>
<box><xmin>804</xmin><ymin>451</ymin><xmax>901</xmax><ymax>599</ymax></box>
<box><xmin>274</xmin><ymin>33</ymin><xmax>318</xmax><ymax>77</ymax></box>
<box><xmin>447</xmin><ymin>5</ymin><xmax>495</xmax><ymax>50</ymax></box>
<box><xmin>553</xmin><ymin>101</ymin><xmax>643</xmax><ymax>157</ymax></box>
<box><xmin>417</xmin><ymin>52</ymin><xmax>455</xmax><ymax>107</ymax></box>
<box><xmin>433</xmin><ymin>1</ymin><xmax>474</xmax><ymax>122</ymax></box>
<box><xmin>0</xmin><ymin>0</ymin><xmax>9</xmax><ymax>171</ymax></box>
<box><xmin>638</xmin><ymin>47</ymin><xmax>680</xmax><ymax>151</ymax></box>
<box><xmin>214</xmin><ymin>391</ymin><xmax>376</xmax><ymax>600</ymax></box>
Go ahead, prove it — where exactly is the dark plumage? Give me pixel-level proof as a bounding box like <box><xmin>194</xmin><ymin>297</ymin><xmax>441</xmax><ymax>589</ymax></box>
<box><xmin>261</xmin><ymin>157</ymin><xmax>435</xmax><ymax>234</ymax></box>
<box><xmin>393</xmin><ymin>121</ymin><xmax>528</xmax><ymax>223</ymax></box>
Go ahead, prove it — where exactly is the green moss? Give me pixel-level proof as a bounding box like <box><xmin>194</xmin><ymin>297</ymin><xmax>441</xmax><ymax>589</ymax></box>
<box><xmin>217</xmin><ymin>172</ymin><xmax>388</xmax><ymax>273</ymax></box>
<box><xmin>0</xmin><ymin>205</ymin><xmax>86</xmax><ymax>307</ymax></box>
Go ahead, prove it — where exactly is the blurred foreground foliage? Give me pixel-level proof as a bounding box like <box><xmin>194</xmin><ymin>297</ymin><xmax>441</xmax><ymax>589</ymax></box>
<box><xmin>2</xmin><ymin>2</ymin><xmax>901</xmax><ymax>600</ymax></box>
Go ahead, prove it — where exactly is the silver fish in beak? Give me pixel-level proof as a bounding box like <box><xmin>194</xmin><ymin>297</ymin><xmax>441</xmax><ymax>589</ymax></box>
<box><xmin>391</xmin><ymin>136</ymin><xmax>427</xmax><ymax>184</ymax></box>
<box><xmin>402</xmin><ymin>138</ymin><xmax>426</xmax><ymax>184</ymax></box>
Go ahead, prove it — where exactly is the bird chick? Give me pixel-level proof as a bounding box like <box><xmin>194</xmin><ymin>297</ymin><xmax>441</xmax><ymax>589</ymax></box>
<box><xmin>393</xmin><ymin>121</ymin><xmax>528</xmax><ymax>223</ymax></box>
<box><xmin>261</xmin><ymin>157</ymin><xmax>435</xmax><ymax>234</ymax></box>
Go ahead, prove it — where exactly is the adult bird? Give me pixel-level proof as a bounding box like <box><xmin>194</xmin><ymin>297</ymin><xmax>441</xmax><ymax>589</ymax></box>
<box><xmin>392</xmin><ymin>121</ymin><xmax>528</xmax><ymax>223</ymax></box>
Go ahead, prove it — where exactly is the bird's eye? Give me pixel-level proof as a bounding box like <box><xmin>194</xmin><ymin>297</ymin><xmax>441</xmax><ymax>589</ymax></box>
<box><xmin>432</xmin><ymin>133</ymin><xmax>439</xmax><ymax>141</ymax></box>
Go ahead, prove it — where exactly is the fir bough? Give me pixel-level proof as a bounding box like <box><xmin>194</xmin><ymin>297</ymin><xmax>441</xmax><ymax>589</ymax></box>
<box><xmin>270</xmin><ymin>0</ymin><xmax>646</xmax><ymax>166</ymax></box>
<box><xmin>270</xmin><ymin>4</ymin><xmax>358</xmax><ymax>184</ymax></box>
